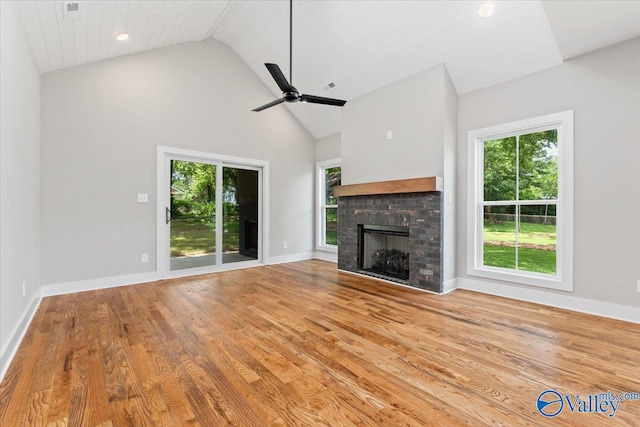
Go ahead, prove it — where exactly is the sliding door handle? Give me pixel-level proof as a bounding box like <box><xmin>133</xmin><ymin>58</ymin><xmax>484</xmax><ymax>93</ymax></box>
<box><xmin>165</xmin><ymin>207</ymin><xmax>171</xmax><ymax>224</ymax></box>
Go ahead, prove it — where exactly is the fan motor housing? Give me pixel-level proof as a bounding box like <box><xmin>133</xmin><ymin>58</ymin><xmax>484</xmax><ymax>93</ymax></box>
<box><xmin>284</xmin><ymin>90</ymin><xmax>300</xmax><ymax>103</ymax></box>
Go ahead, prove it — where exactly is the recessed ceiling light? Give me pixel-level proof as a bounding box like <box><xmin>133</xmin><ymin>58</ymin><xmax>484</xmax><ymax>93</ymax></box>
<box><xmin>478</xmin><ymin>3</ymin><xmax>494</xmax><ymax>18</ymax></box>
<box><xmin>115</xmin><ymin>33</ymin><xmax>129</xmax><ymax>41</ymax></box>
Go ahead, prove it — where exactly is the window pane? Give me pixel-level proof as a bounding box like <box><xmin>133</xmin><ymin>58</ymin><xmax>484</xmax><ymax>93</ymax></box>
<box><xmin>483</xmin><ymin>205</ymin><xmax>516</xmax><ymax>269</ymax></box>
<box><xmin>325</xmin><ymin>167</ymin><xmax>341</xmax><ymax>205</ymax></box>
<box><xmin>517</xmin><ymin>204</ymin><xmax>556</xmax><ymax>274</ymax></box>
<box><xmin>325</xmin><ymin>207</ymin><xmax>338</xmax><ymax>245</ymax></box>
<box><xmin>483</xmin><ymin>137</ymin><xmax>516</xmax><ymax>201</ymax></box>
<box><xmin>519</xmin><ymin>130</ymin><xmax>558</xmax><ymax>200</ymax></box>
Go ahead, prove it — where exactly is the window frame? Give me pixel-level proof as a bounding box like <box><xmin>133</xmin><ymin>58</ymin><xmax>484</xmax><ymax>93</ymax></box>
<box><xmin>467</xmin><ymin>111</ymin><xmax>574</xmax><ymax>291</ymax></box>
<box><xmin>316</xmin><ymin>158</ymin><xmax>341</xmax><ymax>253</ymax></box>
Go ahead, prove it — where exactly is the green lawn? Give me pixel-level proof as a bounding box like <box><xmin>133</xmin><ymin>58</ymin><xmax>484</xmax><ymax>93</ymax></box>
<box><xmin>483</xmin><ymin>245</ymin><xmax>556</xmax><ymax>274</ymax></box>
<box><xmin>484</xmin><ymin>220</ymin><xmax>556</xmax><ymax>247</ymax></box>
<box><xmin>483</xmin><ymin>220</ymin><xmax>556</xmax><ymax>274</ymax></box>
<box><xmin>170</xmin><ymin>217</ymin><xmax>239</xmax><ymax>257</ymax></box>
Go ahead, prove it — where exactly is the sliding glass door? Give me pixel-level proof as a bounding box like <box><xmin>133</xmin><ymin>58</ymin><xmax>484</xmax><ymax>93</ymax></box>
<box><xmin>158</xmin><ymin>148</ymin><xmax>264</xmax><ymax>276</ymax></box>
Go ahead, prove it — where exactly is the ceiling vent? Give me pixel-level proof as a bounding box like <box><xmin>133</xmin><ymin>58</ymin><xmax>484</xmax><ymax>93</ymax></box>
<box><xmin>62</xmin><ymin>2</ymin><xmax>80</xmax><ymax>21</ymax></box>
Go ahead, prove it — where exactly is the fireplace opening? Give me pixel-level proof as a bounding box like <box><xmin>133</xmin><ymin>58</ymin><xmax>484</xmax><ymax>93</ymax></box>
<box><xmin>359</xmin><ymin>224</ymin><xmax>410</xmax><ymax>282</ymax></box>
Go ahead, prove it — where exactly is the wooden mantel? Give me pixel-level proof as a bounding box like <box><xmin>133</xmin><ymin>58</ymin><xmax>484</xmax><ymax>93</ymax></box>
<box><xmin>333</xmin><ymin>176</ymin><xmax>443</xmax><ymax>197</ymax></box>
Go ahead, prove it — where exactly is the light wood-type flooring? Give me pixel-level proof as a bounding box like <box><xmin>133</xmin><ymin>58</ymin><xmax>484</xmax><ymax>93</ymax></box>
<box><xmin>1</xmin><ymin>260</ymin><xmax>639</xmax><ymax>426</ymax></box>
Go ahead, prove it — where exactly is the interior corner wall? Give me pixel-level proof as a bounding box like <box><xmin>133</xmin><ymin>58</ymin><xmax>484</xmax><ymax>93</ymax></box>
<box><xmin>315</xmin><ymin>132</ymin><xmax>341</xmax><ymax>162</ymax></box>
<box><xmin>457</xmin><ymin>38</ymin><xmax>640</xmax><ymax>308</ymax></box>
<box><xmin>40</xmin><ymin>39</ymin><xmax>315</xmax><ymax>286</ymax></box>
<box><xmin>0</xmin><ymin>1</ymin><xmax>42</xmax><ymax>370</ymax></box>
<box><xmin>442</xmin><ymin>68</ymin><xmax>458</xmax><ymax>283</ymax></box>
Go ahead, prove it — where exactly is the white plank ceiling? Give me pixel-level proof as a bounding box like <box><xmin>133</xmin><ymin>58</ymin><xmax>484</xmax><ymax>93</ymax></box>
<box><xmin>13</xmin><ymin>1</ymin><xmax>640</xmax><ymax>138</ymax></box>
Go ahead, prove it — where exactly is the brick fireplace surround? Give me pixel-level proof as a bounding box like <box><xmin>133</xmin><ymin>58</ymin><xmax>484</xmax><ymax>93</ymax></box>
<box><xmin>335</xmin><ymin>178</ymin><xmax>444</xmax><ymax>293</ymax></box>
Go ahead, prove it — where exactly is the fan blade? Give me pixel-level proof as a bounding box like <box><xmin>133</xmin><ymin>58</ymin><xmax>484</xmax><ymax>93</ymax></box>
<box><xmin>300</xmin><ymin>94</ymin><xmax>347</xmax><ymax>107</ymax></box>
<box><xmin>265</xmin><ymin>63</ymin><xmax>294</xmax><ymax>92</ymax></box>
<box><xmin>252</xmin><ymin>97</ymin><xmax>285</xmax><ymax>112</ymax></box>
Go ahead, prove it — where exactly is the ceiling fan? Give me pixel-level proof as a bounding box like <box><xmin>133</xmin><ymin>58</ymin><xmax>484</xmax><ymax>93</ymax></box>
<box><xmin>252</xmin><ymin>0</ymin><xmax>347</xmax><ymax>112</ymax></box>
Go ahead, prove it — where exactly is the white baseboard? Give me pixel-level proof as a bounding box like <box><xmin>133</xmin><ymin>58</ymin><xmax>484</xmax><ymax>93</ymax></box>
<box><xmin>456</xmin><ymin>276</ymin><xmax>640</xmax><ymax>324</ymax></box>
<box><xmin>266</xmin><ymin>252</ymin><xmax>314</xmax><ymax>265</ymax></box>
<box><xmin>1</xmin><ymin>296</ymin><xmax>42</xmax><ymax>383</ymax></box>
<box><xmin>442</xmin><ymin>278</ymin><xmax>458</xmax><ymax>294</ymax></box>
<box><xmin>41</xmin><ymin>271</ymin><xmax>161</xmax><ymax>297</ymax></box>
<box><xmin>313</xmin><ymin>251</ymin><xmax>337</xmax><ymax>263</ymax></box>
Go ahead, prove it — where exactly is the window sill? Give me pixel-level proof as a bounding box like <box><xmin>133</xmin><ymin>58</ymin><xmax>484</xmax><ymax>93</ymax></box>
<box><xmin>316</xmin><ymin>245</ymin><xmax>338</xmax><ymax>254</ymax></box>
<box><xmin>468</xmin><ymin>266</ymin><xmax>573</xmax><ymax>292</ymax></box>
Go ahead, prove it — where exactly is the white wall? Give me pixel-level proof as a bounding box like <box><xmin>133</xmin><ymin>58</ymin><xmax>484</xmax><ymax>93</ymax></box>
<box><xmin>315</xmin><ymin>132</ymin><xmax>341</xmax><ymax>162</ymax></box>
<box><xmin>40</xmin><ymin>39</ymin><xmax>315</xmax><ymax>285</ymax></box>
<box><xmin>457</xmin><ymin>38</ymin><xmax>640</xmax><ymax>308</ymax></box>
<box><xmin>0</xmin><ymin>2</ymin><xmax>42</xmax><ymax>374</ymax></box>
<box><xmin>341</xmin><ymin>64</ymin><xmax>446</xmax><ymax>185</ymax></box>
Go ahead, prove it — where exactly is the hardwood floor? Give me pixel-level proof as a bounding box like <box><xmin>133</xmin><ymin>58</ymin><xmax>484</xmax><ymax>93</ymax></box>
<box><xmin>1</xmin><ymin>260</ymin><xmax>638</xmax><ymax>426</ymax></box>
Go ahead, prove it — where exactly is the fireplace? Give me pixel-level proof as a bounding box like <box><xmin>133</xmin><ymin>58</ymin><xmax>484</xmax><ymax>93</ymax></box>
<box><xmin>333</xmin><ymin>177</ymin><xmax>444</xmax><ymax>293</ymax></box>
<box><xmin>359</xmin><ymin>225</ymin><xmax>410</xmax><ymax>282</ymax></box>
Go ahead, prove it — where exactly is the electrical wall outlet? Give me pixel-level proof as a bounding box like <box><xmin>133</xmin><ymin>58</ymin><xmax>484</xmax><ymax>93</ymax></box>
<box><xmin>137</xmin><ymin>193</ymin><xmax>149</xmax><ymax>203</ymax></box>
<box><xmin>386</xmin><ymin>130</ymin><xmax>393</xmax><ymax>140</ymax></box>
<box><xmin>283</xmin><ymin>242</ymin><xmax>288</xmax><ymax>249</ymax></box>
<box><xmin>141</xmin><ymin>253</ymin><xmax>149</xmax><ymax>263</ymax></box>
<box><xmin>22</xmin><ymin>281</ymin><xmax>26</xmax><ymax>297</ymax></box>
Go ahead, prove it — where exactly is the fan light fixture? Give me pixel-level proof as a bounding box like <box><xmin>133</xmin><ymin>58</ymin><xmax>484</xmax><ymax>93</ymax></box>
<box><xmin>115</xmin><ymin>33</ymin><xmax>129</xmax><ymax>41</ymax></box>
<box><xmin>478</xmin><ymin>3</ymin><xmax>494</xmax><ymax>18</ymax></box>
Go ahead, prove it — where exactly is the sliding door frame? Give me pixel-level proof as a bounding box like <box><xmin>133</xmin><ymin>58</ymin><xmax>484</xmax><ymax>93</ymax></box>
<box><xmin>156</xmin><ymin>146</ymin><xmax>270</xmax><ymax>279</ymax></box>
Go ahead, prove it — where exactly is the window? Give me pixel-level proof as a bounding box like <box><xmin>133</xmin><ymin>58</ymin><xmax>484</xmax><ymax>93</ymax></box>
<box><xmin>316</xmin><ymin>159</ymin><xmax>341</xmax><ymax>251</ymax></box>
<box><xmin>467</xmin><ymin>111</ymin><xmax>573</xmax><ymax>291</ymax></box>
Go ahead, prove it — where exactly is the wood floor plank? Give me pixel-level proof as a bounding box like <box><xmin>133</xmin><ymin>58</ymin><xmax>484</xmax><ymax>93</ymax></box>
<box><xmin>0</xmin><ymin>317</ymin><xmax>50</xmax><ymax>426</ymax></box>
<box><xmin>1</xmin><ymin>260</ymin><xmax>639</xmax><ymax>426</ymax></box>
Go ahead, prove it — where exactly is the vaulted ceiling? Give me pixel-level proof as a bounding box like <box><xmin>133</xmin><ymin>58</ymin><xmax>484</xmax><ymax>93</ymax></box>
<box><xmin>14</xmin><ymin>1</ymin><xmax>640</xmax><ymax>139</ymax></box>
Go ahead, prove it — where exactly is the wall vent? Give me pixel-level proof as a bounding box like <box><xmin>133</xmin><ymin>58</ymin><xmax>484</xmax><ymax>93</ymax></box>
<box><xmin>63</xmin><ymin>2</ymin><xmax>80</xmax><ymax>21</ymax></box>
<box><xmin>323</xmin><ymin>82</ymin><xmax>336</xmax><ymax>91</ymax></box>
